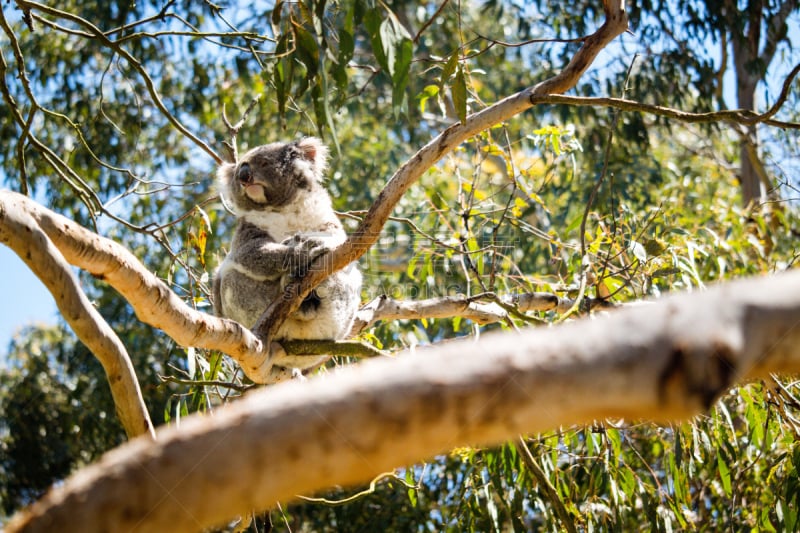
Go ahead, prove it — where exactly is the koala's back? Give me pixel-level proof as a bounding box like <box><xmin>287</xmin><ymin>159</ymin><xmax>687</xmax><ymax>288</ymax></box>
<box><xmin>214</xmin><ymin>255</ymin><xmax>282</xmax><ymax>329</ymax></box>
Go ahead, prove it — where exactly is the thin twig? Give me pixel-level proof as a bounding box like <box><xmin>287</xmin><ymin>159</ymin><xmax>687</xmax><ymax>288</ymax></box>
<box><xmin>18</xmin><ymin>0</ymin><xmax>223</xmax><ymax>164</ymax></box>
<box><xmin>516</xmin><ymin>436</ymin><xmax>578</xmax><ymax>533</ymax></box>
<box><xmin>529</xmin><ymin>69</ymin><xmax>800</xmax><ymax>131</ymax></box>
<box><xmin>159</xmin><ymin>374</ymin><xmax>254</xmax><ymax>393</ymax></box>
<box><xmin>413</xmin><ymin>0</ymin><xmax>450</xmax><ymax>44</ymax></box>
<box><xmin>296</xmin><ymin>471</ymin><xmax>421</xmax><ymax>506</ymax></box>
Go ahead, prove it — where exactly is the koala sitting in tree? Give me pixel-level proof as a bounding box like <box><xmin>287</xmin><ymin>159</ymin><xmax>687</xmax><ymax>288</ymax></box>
<box><xmin>212</xmin><ymin>137</ymin><xmax>362</xmax><ymax>374</ymax></box>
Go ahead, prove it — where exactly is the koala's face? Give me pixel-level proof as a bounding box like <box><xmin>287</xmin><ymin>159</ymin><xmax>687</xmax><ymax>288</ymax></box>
<box><xmin>218</xmin><ymin>137</ymin><xmax>329</xmax><ymax>211</ymax></box>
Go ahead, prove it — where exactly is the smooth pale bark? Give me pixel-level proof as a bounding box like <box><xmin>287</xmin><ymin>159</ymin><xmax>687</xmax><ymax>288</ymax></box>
<box><xmin>0</xmin><ymin>193</ymin><xmax>154</xmax><ymax>439</ymax></box>
<box><xmin>0</xmin><ymin>189</ymin><xmax>278</xmax><ymax>382</ymax></box>
<box><xmin>9</xmin><ymin>269</ymin><xmax>800</xmax><ymax>533</ymax></box>
<box><xmin>349</xmin><ymin>292</ymin><xmax>591</xmax><ymax>335</ymax></box>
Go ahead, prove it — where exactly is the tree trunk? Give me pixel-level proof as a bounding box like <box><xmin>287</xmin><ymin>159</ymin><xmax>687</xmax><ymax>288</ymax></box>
<box><xmin>727</xmin><ymin>0</ymin><xmax>799</xmax><ymax>207</ymax></box>
<box><xmin>731</xmin><ymin>2</ymin><xmax>765</xmax><ymax>208</ymax></box>
<box><xmin>736</xmin><ymin>77</ymin><xmax>766</xmax><ymax>207</ymax></box>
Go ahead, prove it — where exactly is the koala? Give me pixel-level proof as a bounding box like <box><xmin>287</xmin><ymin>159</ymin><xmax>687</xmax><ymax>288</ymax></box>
<box><xmin>212</xmin><ymin>137</ymin><xmax>362</xmax><ymax>375</ymax></box>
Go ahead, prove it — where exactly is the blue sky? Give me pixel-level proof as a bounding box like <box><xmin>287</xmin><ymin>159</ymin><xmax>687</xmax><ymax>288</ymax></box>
<box><xmin>0</xmin><ymin>244</ymin><xmax>58</xmax><ymax>357</ymax></box>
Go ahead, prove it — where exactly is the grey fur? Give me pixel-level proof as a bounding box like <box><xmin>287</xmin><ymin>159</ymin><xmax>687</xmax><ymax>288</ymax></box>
<box><xmin>212</xmin><ymin>138</ymin><xmax>362</xmax><ymax>355</ymax></box>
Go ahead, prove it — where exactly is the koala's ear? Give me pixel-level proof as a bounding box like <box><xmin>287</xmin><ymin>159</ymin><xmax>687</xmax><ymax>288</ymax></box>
<box><xmin>296</xmin><ymin>137</ymin><xmax>329</xmax><ymax>179</ymax></box>
<box><xmin>216</xmin><ymin>162</ymin><xmax>236</xmax><ymax>186</ymax></box>
<box><xmin>216</xmin><ymin>162</ymin><xmax>237</xmax><ymax>201</ymax></box>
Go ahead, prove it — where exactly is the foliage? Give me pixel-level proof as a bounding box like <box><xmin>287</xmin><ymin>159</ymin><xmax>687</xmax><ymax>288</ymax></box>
<box><xmin>0</xmin><ymin>0</ymin><xmax>799</xmax><ymax>530</ymax></box>
<box><xmin>0</xmin><ymin>327</ymin><xmax>125</xmax><ymax>515</ymax></box>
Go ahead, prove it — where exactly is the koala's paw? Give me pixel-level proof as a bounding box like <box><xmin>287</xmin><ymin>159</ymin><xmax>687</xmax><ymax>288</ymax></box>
<box><xmin>283</xmin><ymin>234</ymin><xmax>327</xmax><ymax>255</ymax></box>
<box><xmin>282</xmin><ymin>235</ymin><xmax>329</xmax><ymax>276</ymax></box>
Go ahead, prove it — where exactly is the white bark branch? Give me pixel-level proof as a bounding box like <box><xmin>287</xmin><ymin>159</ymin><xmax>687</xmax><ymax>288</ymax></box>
<box><xmin>0</xmin><ymin>193</ymin><xmax>155</xmax><ymax>439</ymax></box>
<box><xmin>0</xmin><ymin>190</ymin><xmax>280</xmax><ymax>382</ymax></box>
<box><xmin>348</xmin><ymin>292</ymin><xmax>594</xmax><ymax>335</ymax></box>
<box><xmin>528</xmin><ymin>85</ymin><xmax>800</xmax><ymax>130</ymax></box>
<box><xmin>10</xmin><ymin>269</ymin><xmax>800</xmax><ymax>533</ymax></box>
<box><xmin>350</xmin><ymin>295</ymin><xmax>510</xmax><ymax>333</ymax></box>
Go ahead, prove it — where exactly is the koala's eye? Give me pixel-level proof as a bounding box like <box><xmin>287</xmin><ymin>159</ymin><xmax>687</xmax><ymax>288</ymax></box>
<box><xmin>236</xmin><ymin>163</ymin><xmax>252</xmax><ymax>184</ymax></box>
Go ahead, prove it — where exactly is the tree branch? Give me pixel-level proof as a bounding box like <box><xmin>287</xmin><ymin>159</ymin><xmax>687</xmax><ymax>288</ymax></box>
<box><xmin>280</xmin><ymin>339</ymin><xmax>387</xmax><ymax>359</ymax></box>
<box><xmin>760</xmin><ymin>0</ymin><xmax>798</xmax><ymax>69</ymax></box>
<box><xmin>350</xmin><ymin>295</ymin><xmax>509</xmax><ymax>333</ymax></box>
<box><xmin>516</xmin><ymin>436</ymin><xmax>578</xmax><ymax>533</ymax></box>
<box><xmin>348</xmin><ymin>292</ymin><xmax>601</xmax><ymax>335</ymax></box>
<box><xmin>0</xmin><ymin>194</ymin><xmax>154</xmax><ymax>440</ymax></box>
<box><xmin>253</xmin><ymin>0</ymin><xmax>630</xmax><ymax>343</ymax></box>
<box><xmin>10</xmin><ymin>269</ymin><xmax>800</xmax><ymax>532</ymax></box>
<box><xmin>0</xmin><ymin>190</ymin><xmax>277</xmax><ymax>381</ymax></box>
<box><xmin>528</xmin><ymin>76</ymin><xmax>800</xmax><ymax>130</ymax></box>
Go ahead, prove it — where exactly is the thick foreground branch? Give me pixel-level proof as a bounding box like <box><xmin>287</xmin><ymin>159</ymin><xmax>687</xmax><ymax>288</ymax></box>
<box><xmin>10</xmin><ymin>269</ymin><xmax>800</xmax><ymax>532</ymax></box>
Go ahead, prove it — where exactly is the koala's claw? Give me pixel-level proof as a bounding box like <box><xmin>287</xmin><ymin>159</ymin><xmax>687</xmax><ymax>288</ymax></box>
<box><xmin>287</xmin><ymin>235</ymin><xmax>328</xmax><ymax>259</ymax></box>
<box><xmin>281</xmin><ymin>234</ymin><xmax>303</xmax><ymax>245</ymax></box>
<box><xmin>281</xmin><ymin>235</ymin><xmax>329</xmax><ymax>277</ymax></box>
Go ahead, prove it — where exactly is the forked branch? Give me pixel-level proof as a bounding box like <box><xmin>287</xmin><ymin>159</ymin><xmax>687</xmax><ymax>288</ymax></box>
<box><xmin>0</xmin><ymin>194</ymin><xmax>154</xmax><ymax>439</ymax></box>
<box><xmin>0</xmin><ymin>190</ymin><xmax>274</xmax><ymax>381</ymax></box>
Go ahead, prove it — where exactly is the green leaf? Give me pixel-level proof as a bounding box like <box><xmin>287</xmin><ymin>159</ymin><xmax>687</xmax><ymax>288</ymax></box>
<box><xmin>453</xmin><ymin>65</ymin><xmax>467</xmax><ymax>124</ymax></box>
<box><xmin>292</xmin><ymin>21</ymin><xmax>319</xmax><ymax>79</ymax></box>
<box><xmin>716</xmin><ymin>451</ymin><xmax>732</xmax><ymax>497</ymax></box>
<box><xmin>391</xmin><ymin>38</ymin><xmax>413</xmax><ymax>117</ymax></box>
<box><xmin>338</xmin><ymin>28</ymin><xmax>355</xmax><ymax>63</ymax></box>
<box><xmin>619</xmin><ymin>467</ymin><xmax>636</xmax><ymax>498</ymax></box>
<box><xmin>565</xmin><ymin>213</ymin><xmax>583</xmax><ymax>234</ymax></box>
<box><xmin>418</xmin><ymin>84</ymin><xmax>439</xmax><ymax>115</ymax></box>
<box><xmin>406</xmin><ymin>253</ymin><xmax>419</xmax><ymax>280</ymax></box>
<box><xmin>364</xmin><ymin>8</ymin><xmax>388</xmax><ymax>72</ymax></box>
<box><xmin>272</xmin><ymin>33</ymin><xmax>293</xmax><ymax>116</ymax></box>
<box><xmin>607</xmin><ymin>427</ymin><xmax>622</xmax><ymax>458</ymax></box>
<box><xmin>440</xmin><ymin>49</ymin><xmax>458</xmax><ymax>88</ymax></box>
<box><xmin>334</xmin><ymin>5</ymin><xmax>355</xmax><ymax>98</ymax></box>
<box><xmin>551</xmin><ymin>133</ymin><xmax>561</xmax><ymax>155</ymax></box>
<box><xmin>405</xmin><ymin>468</ymin><xmax>418</xmax><ymax>507</ymax></box>
<box><xmin>644</xmin><ymin>237</ymin><xmax>668</xmax><ymax>256</ymax></box>
<box><xmin>651</xmin><ymin>267</ymin><xmax>680</xmax><ymax>278</ymax></box>
<box><xmin>365</xmin><ymin>7</ymin><xmax>411</xmax><ymax>83</ymax></box>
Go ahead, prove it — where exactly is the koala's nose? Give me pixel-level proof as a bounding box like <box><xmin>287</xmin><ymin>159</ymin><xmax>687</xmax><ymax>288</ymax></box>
<box><xmin>236</xmin><ymin>163</ymin><xmax>253</xmax><ymax>184</ymax></box>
